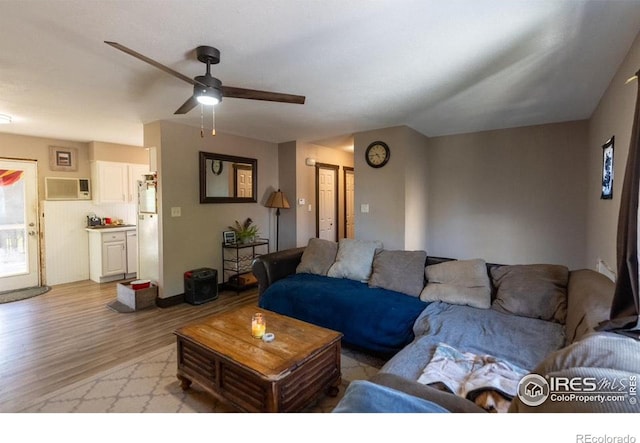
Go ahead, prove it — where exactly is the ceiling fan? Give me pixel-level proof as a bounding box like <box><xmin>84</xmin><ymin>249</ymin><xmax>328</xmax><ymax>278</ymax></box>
<box><xmin>104</xmin><ymin>41</ymin><xmax>306</xmax><ymax>115</ymax></box>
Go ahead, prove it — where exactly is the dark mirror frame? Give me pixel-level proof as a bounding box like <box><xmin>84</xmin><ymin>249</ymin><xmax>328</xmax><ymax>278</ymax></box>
<box><xmin>199</xmin><ymin>151</ymin><xmax>258</xmax><ymax>203</ymax></box>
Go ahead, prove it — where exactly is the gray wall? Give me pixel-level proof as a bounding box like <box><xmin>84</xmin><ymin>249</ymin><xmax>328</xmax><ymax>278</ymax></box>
<box><xmin>295</xmin><ymin>141</ymin><xmax>354</xmax><ymax>247</ymax></box>
<box><xmin>403</xmin><ymin>128</ymin><xmax>430</xmax><ymax>251</ymax></box>
<box><xmin>146</xmin><ymin>120</ymin><xmax>279</xmax><ymax>298</ymax></box>
<box><xmin>354</xmin><ymin>125</ymin><xmax>429</xmax><ymax>251</ymax></box>
<box><xmin>277</xmin><ymin>141</ymin><xmax>297</xmax><ymax>251</ymax></box>
<box><xmin>427</xmin><ymin>120</ymin><xmax>589</xmax><ymax>269</ymax></box>
<box><xmin>277</xmin><ymin>140</ymin><xmax>355</xmax><ymax>250</ymax></box>
<box><xmin>586</xmin><ymin>29</ymin><xmax>640</xmax><ymax>276</ymax></box>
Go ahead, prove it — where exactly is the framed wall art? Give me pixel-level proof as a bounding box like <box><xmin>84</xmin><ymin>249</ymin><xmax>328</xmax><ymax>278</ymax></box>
<box><xmin>601</xmin><ymin>136</ymin><xmax>614</xmax><ymax>200</ymax></box>
<box><xmin>49</xmin><ymin>146</ymin><xmax>79</xmax><ymax>172</ymax></box>
<box><xmin>223</xmin><ymin>230</ymin><xmax>237</xmax><ymax>245</ymax></box>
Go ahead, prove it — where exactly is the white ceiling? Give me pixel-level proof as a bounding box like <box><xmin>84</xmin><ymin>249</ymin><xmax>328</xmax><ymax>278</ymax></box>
<box><xmin>1</xmin><ymin>0</ymin><xmax>640</xmax><ymax>148</ymax></box>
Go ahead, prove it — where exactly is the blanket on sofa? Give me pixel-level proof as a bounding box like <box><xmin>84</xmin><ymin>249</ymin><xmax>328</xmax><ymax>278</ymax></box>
<box><xmin>417</xmin><ymin>342</ymin><xmax>528</xmax><ymax>399</ymax></box>
<box><xmin>332</xmin><ymin>380</ymin><xmax>451</xmax><ymax>413</ymax></box>
<box><xmin>258</xmin><ymin>273</ymin><xmax>429</xmax><ymax>355</ymax></box>
<box><xmin>380</xmin><ymin>301</ymin><xmax>566</xmax><ymax>380</ymax></box>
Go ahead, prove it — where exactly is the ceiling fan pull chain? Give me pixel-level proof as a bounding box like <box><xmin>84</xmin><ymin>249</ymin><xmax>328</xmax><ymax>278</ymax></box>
<box><xmin>212</xmin><ymin>107</ymin><xmax>216</xmax><ymax>136</ymax></box>
<box><xmin>200</xmin><ymin>104</ymin><xmax>204</xmax><ymax>138</ymax></box>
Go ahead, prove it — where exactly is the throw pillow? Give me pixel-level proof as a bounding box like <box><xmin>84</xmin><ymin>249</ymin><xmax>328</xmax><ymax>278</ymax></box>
<box><xmin>296</xmin><ymin>238</ymin><xmax>338</xmax><ymax>276</ymax></box>
<box><xmin>327</xmin><ymin>238</ymin><xmax>383</xmax><ymax>282</ymax></box>
<box><xmin>368</xmin><ymin>249</ymin><xmax>427</xmax><ymax>297</ymax></box>
<box><xmin>490</xmin><ymin>264</ymin><xmax>569</xmax><ymax>324</ymax></box>
<box><xmin>419</xmin><ymin>259</ymin><xmax>491</xmax><ymax>309</ymax></box>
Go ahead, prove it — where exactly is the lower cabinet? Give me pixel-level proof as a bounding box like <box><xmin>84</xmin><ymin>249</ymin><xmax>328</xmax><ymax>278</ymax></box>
<box><xmin>88</xmin><ymin>229</ymin><xmax>137</xmax><ymax>283</ymax></box>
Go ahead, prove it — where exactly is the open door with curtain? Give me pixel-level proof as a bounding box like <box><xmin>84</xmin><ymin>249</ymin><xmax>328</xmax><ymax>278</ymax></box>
<box><xmin>597</xmin><ymin>69</ymin><xmax>640</xmax><ymax>340</ymax></box>
<box><xmin>0</xmin><ymin>160</ymin><xmax>40</xmax><ymax>291</ymax></box>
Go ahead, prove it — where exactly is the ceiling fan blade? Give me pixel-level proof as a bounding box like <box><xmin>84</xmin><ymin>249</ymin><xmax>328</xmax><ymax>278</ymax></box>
<box><xmin>105</xmin><ymin>41</ymin><xmax>199</xmax><ymax>87</ymax></box>
<box><xmin>174</xmin><ymin>95</ymin><xmax>199</xmax><ymax>115</ymax></box>
<box><xmin>221</xmin><ymin>86</ymin><xmax>305</xmax><ymax>104</ymax></box>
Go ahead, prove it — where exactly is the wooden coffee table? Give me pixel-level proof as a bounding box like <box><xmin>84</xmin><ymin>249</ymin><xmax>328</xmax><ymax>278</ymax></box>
<box><xmin>174</xmin><ymin>304</ymin><xmax>343</xmax><ymax>412</ymax></box>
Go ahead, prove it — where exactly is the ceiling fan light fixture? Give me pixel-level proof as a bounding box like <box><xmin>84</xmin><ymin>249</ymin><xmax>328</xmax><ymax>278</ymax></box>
<box><xmin>196</xmin><ymin>93</ymin><xmax>219</xmax><ymax>106</ymax></box>
<box><xmin>105</xmin><ymin>42</ymin><xmax>306</xmax><ymax>114</ymax></box>
<box><xmin>195</xmin><ymin>86</ymin><xmax>221</xmax><ymax>106</ymax></box>
<box><xmin>196</xmin><ymin>95</ymin><xmax>219</xmax><ymax>105</ymax></box>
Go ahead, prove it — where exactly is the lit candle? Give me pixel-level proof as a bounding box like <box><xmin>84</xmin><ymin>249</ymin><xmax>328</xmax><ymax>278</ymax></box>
<box><xmin>251</xmin><ymin>313</ymin><xmax>266</xmax><ymax>338</ymax></box>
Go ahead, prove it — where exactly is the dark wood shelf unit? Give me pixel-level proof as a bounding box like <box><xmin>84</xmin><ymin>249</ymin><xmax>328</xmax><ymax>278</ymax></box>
<box><xmin>222</xmin><ymin>239</ymin><xmax>269</xmax><ymax>292</ymax></box>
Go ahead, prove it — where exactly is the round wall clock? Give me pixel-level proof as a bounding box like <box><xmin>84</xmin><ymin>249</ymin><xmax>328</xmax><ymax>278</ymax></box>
<box><xmin>365</xmin><ymin>141</ymin><xmax>390</xmax><ymax>168</ymax></box>
<box><xmin>211</xmin><ymin>159</ymin><xmax>223</xmax><ymax>175</ymax></box>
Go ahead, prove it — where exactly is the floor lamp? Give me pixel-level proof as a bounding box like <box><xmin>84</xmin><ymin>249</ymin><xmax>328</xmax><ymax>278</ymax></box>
<box><xmin>265</xmin><ymin>189</ymin><xmax>290</xmax><ymax>251</ymax></box>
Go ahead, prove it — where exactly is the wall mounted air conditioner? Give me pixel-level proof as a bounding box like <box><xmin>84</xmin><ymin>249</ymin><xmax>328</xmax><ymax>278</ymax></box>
<box><xmin>45</xmin><ymin>177</ymin><xmax>91</xmax><ymax>200</ymax></box>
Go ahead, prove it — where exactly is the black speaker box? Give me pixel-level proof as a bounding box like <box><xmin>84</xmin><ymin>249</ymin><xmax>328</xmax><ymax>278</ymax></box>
<box><xmin>184</xmin><ymin>268</ymin><xmax>218</xmax><ymax>305</ymax></box>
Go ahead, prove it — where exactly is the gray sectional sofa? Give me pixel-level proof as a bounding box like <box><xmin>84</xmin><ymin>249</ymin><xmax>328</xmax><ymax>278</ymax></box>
<box><xmin>252</xmin><ymin>239</ymin><xmax>640</xmax><ymax>413</ymax></box>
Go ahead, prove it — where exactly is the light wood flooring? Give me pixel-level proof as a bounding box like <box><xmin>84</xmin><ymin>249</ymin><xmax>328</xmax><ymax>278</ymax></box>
<box><xmin>0</xmin><ymin>279</ymin><xmax>258</xmax><ymax>412</ymax></box>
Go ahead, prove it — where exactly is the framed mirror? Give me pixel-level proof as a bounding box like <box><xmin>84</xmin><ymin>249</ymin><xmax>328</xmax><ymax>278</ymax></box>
<box><xmin>199</xmin><ymin>151</ymin><xmax>258</xmax><ymax>203</ymax></box>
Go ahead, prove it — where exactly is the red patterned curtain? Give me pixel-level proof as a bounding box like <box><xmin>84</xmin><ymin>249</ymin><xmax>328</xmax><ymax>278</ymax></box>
<box><xmin>0</xmin><ymin>170</ymin><xmax>23</xmax><ymax>186</ymax></box>
<box><xmin>597</xmin><ymin>70</ymin><xmax>640</xmax><ymax>339</ymax></box>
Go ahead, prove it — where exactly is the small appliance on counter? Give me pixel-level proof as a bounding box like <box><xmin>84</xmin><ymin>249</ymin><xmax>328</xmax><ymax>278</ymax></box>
<box><xmin>87</xmin><ymin>214</ymin><xmax>102</xmax><ymax>227</ymax></box>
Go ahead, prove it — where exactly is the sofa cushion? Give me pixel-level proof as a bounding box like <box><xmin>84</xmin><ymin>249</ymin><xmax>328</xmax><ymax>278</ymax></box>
<box><xmin>419</xmin><ymin>259</ymin><xmax>491</xmax><ymax>309</ymax></box>
<box><xmin>327</xmin><ymin>238</ymin><xmax>383</xmax><ymax>282</ymax></box>
<box><xmin>509</xmin><ymin>332</ymin><xmax>640</xmax><ymax>412</ymax></box>
<box><xmin>296</xmin><ymin>238</ymin><xmax>338</xmax><ymax>276</ymax></box>
<box><xmin>491</xmin><ymin>264</ymin><xmax>569</xmax><ymax>323</ymax></box>
<box><xmin>368</xmin><ymin>249</ymin><xmax>427</xmax><ymax>297</ymax></box>
<box><xmin>565</xmin><ymin>269</ymin><xmax>614</xmax><ymax>343</ymax></box>
<box><xmin>530</xmin><ymin>331</ymin><xmax>640</xmax><ymax>377</ymax></box>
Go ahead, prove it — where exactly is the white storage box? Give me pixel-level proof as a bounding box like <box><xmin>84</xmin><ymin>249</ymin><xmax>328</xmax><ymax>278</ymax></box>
<box><xmin>116</xmin><ymin>282</ymin><xmax>158</xmax><ymax>311</ymax></box>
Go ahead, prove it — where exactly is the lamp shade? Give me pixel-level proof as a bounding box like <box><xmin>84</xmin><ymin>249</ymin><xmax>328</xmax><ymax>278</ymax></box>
<box><xmin>265</xmin><ymin>189</ymin><xmax>290</xmax><ymax>209</ymax></box>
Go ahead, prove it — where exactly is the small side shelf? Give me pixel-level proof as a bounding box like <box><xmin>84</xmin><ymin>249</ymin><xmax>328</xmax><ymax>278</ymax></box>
<box><xmin>222</xmin><ymin>239</ymin><xmax>269</xmax><ymax>292</ymax></box>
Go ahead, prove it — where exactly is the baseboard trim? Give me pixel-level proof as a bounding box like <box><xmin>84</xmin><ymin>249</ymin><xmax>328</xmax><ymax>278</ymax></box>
<box><xmin>156</xmin><ymin>293</ymin><xmax>184</xmax><ymax>308</ymax></box>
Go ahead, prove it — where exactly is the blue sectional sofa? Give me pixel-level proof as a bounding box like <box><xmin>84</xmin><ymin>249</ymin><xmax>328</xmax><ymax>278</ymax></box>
<box><xmin>253</xmin><ymin>242</ymin><xmax>640</xmax><ymax>413</ymax></box>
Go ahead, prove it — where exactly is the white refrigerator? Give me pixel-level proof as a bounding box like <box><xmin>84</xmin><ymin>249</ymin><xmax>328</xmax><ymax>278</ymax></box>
<box><xmin>137</xmin><ymin>176</ymin><xmax>159</xmax><ymax>287</ymax></box>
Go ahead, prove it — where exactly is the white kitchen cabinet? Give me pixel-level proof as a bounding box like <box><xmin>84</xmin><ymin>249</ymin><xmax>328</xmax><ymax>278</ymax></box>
<box><xmin>87</xmin><ymin>228</ymin><xmax>137</xmax><ymax>283</ymax></box>
<box><xmin>92</xmin><ymin>161</ymin><xmax>127</xmax><ymax>203</ymax></box>
<box><xmin>92</xmin><ymin>161</ymin><xmax>149</xmax><ymax>204</ymax></box>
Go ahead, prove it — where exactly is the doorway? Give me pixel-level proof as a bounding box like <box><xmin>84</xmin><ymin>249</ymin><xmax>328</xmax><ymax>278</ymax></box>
<box><xmin>234</xmin><ymin>164</ymin><xmax>253</xmax><ymax>198</ymax></box>
<box><xmin>315</xmin><ymin>163</ymin><xmax>338</xmax><ymax>241</ymax></box>
<box><xmin>343</xmin><ymin>167</ymin><xmax>355</xmax><ymax>239</ymax></box>
<box><xmin>0</xmin><ymin>159</ymin><xmax>40</xmax><ymax>291</ymax></box>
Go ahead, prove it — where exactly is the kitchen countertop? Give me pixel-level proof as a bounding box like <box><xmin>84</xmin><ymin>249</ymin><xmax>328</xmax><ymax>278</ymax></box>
<box><xmin>85</xmin><ymin>225</ymin><xmax>136</xmax><ymax>233</ymax></box>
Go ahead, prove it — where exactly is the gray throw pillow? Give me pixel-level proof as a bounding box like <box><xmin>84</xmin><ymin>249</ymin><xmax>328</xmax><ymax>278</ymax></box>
<box><xmin>327</xmin><ymin>238</ymin><xmax>383</xmax><ymax>282</ymax></box>
<box><xmin>419</xmin><ymin>259</ymin><xmax>491</xmax><ymax>309</ymax></box>
<box><xmin>491</xmin><ymin>264</ymin><xmax>569</xmax><ymax>323</ymax></box>
<box><xmin>368</xmin><ymin>249</ymin><xmax>427</xmax><ymax>297</ymax></box>
<box><xmin>296</xmin><ymin>238</ymin><xmax>338</xmax><ymax>276</ymax></box>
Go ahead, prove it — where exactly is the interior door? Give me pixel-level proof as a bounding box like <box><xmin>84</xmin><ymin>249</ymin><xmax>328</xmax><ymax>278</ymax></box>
<box><xmin>344</xmin><ymin>168</ymin><xmax>355</xmax><ymax>239</ymax></box>
<box><xmin>317</xmin><ymin>165</ymin><xmax>337</xmax><ymax>241</ymax></box>
<box><xmin>234</xmin><ymin>165</ymin><xmax>253</xmax><ymax>198</ymax></box>
<box><xmin>0</xmin><ymin>159</ymin><xmax>39</xmax><ymax>291</ymax></box>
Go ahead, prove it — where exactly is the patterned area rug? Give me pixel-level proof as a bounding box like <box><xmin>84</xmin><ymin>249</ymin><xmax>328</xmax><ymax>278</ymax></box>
<box><xmin>19</xmin><ymin>344</ymin><xmax>386</xmax><ymax>413</ymax></box>
<box><xmin>0</xmin><ymin>286</ymin><xmax>50</xmax><ymax>304</ymax></box>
